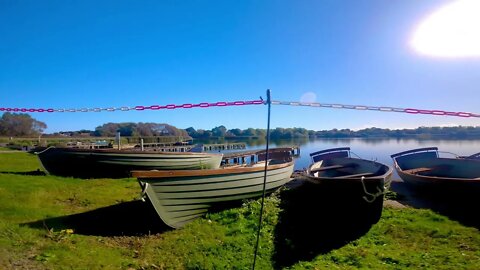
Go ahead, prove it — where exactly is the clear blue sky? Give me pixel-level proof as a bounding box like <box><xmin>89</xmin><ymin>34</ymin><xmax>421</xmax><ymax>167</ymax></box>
<box><xmin>1</xmin><ymin>0</ymin><xmax>479</xmax><ymax>133</ymax></box>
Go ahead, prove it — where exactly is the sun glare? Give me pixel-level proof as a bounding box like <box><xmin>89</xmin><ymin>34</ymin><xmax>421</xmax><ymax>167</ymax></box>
<box><xmin>410</xmin><ymin>0</ymin><xmax>480</xmax><ymax>58</ymax></box>
<box><xmin>300</xmin><ymin>92</ymin><xmax>317</xmax><ymax>103</ymax></box>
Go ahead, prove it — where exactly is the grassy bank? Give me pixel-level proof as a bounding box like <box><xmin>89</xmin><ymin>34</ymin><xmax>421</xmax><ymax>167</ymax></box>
<box><xmin>0</xmin><ymin>151</ymin><xmax>479</xmax><ymax>269</ymax></box>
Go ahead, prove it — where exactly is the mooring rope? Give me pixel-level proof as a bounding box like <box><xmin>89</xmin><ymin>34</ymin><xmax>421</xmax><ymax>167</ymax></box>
<box><xmin>252</xmin><ymin>90</ymin><xmax>271</xmax><ymax>269</ymax></box>
<box><xmin>360</xmin><ymin>176</ymin><xmax>386</xmax><ymax>203</ymax></box>
<box><xmin>33</xmin><ymin>146</ymin><xmax>55</xmax><ymax>155</ymax></box>
<box><xmin>438</xmin><ymin>151</ymin><xmax>460</xmax><ymax>158</ymax></box>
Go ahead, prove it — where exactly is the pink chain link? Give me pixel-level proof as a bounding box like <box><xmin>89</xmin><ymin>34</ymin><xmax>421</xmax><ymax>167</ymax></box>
<box><xmin>0</xmin><ymin>100</ymin><xmax>265</xmax><ymax>113</ymax></box>
<box><xmin>404</xmin><ymin>108</ymin><xmax>474</xmax><ymax>117</ymax></box>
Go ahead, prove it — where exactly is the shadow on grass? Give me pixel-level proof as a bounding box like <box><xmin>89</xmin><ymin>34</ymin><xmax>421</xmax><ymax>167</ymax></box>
<box><xmin>23</xmin><ymin>200</ymin><xmax>169</xmax><ymax>236</ymax></box>
<box><xmin>273</xmin><ymin>180</ymin><xmax>382</xmax><ymax>268</ymax></box>
<box><xmin>391</xmin><ymin>180</ymin><xmax>480</xmax><ymax>230</ymax></box>
<box><xmin>0</xmin><ymin>170</ymin><xmax>46</xmax><ymax>176</ymax></box>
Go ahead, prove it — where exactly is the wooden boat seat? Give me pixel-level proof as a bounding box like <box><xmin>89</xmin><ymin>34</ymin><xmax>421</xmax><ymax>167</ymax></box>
<box><xmin>223</xmin><ymin>164</ymin><xmax>244</xmax><ymax>169</ymax></box>
<box><xmin>310</xmin><ymin>165</ymin><xmax>345</xmax><ymax>172</ymax></box>
<box><xmin>333</xmin><ymin>172</ymin><xmax>375</xmax><ymax>179</ymax></box>
<box><xmin>403</xmin><ymin>167</ymin><xmax>433</xmax><ymax>174</ymax></box>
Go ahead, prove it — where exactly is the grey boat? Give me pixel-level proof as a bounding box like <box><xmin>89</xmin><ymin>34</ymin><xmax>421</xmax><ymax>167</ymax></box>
<box><xmin>306</xmin><ymin>147</ymin><xmax>393</xmax><ymax>186</ymax></box>
<box><xmin>305</xmin><ymin>147</ymin><xmax>393</xmax><ymax>223</ymax></box>
<box><xmin>391</xmin><ymin>147</ymin><xmax>480</xmax><ymax>192</ymax></box>
<box><xmin>462</xmin><ymin>152</ymin><xmax>480</xmax><ymax>160</ymax></box>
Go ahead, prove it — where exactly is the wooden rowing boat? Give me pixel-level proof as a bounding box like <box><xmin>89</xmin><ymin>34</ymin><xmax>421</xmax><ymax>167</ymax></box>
<box><xmin>391</xmin><ymin>147</ymin><xmax>480</xmax><ymax>192</ymax></box>
<box><xmin>36</xmin><ymin>147</ymin><xmax>223</xmax><ymax>178</ymax></box>
<box><xmin>304</xmin><ymin>147</ymin><xmax>393</xmax><ymax>223</ymax></box>
<box><xmin>132</xmin><ymin>149</ymin><xmax>295</xmax><ymax>229</ymax></box>
<box><xmin>306</xmin><ymin>147</ymin><xmax>393</xmax><ymax>185</ymax></box>
<box><xmin>463</xmin><ymin>152</ymin><xmax>480</xmax><ymax>160</ymax></box>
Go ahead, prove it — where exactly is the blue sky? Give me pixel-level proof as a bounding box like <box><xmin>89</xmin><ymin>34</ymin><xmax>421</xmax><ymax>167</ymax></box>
<box><xmin>1</xmin><ymin>0</ymin><xmax>479</xmax><ymax>133</ymax></box>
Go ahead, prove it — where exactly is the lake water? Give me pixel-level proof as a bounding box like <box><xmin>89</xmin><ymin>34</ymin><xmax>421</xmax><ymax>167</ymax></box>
<box><xmin>216</xmin><ymin>138</ymin><xmax>480</xmax><ymax>176</ymax></box>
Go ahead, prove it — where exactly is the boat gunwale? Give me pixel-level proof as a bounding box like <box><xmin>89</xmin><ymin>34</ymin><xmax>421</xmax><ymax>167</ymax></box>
<box><xmin>309</xmin><ymin>147</ymin><xmax>351</xmax><ymax>158</ymax></box>
<box><xmin>466</xmin><ymin>152</ymin><xmax>480</xmax><ymax>159</ymax></box>
<box><xmin>306</xmin><ymin>161</ymin><xmax>392</xmax><ymax>182</ymax></box>
<box><xmin>39</xmin><ymin>147</ymin><xmax>223</xmax><ymax>157</ymax></box>
<box><xmin>150</xmin><ymin>173</ymin><xmax>291</xmax><ymax>196</ymax></box>
<box><xmin>390</xmin><ymin>147</ymin><xmax>439</xmax><ymax>159</ymax></box>
<box><xmin>132</xmin><ymin>161</ymin><xmax>294</xmax><ymax>178</ymax></box>
<box><xmin>398</xmin><ymin>169</ymin><xmax>480</xmax><ymax>183</ymax></box>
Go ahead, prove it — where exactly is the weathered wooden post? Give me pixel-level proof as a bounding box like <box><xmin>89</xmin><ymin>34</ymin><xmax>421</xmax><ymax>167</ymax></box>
<box><xmin>116</xmin><ymin>132</ymin><xmax>121</xmax><ymax>150</ymax></box>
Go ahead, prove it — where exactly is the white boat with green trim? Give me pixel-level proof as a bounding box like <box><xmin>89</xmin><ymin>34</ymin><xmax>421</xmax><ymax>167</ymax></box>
<box><xmin>132</xmin><ymin>149</ymin><xmax>295</xmax><ymax>228</ymax></box>
<box><xmin>36</xmin><ymin>147</ymin><xmax>223</xmax><ymax>178</ymax></box>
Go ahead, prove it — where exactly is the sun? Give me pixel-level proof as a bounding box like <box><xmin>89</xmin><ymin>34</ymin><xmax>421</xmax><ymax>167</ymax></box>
<box><xmin>410</xmin><ymin>0</ymin><xmax>480</xmax><ymax>58</ymax></box>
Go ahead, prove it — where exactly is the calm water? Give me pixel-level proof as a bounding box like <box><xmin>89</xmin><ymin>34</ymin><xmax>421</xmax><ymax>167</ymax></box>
<box><xmin>214</xmin><ymin>138</ymin><xmax>480</xmax><ymax>175</ymax></box>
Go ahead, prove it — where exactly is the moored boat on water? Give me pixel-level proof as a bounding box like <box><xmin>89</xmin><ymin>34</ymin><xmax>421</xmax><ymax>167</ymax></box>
<box><xmin>304</xmin><ymin>147</ymin><xmax>393</xmax><ymax>223</ymax></box>
<box><xmin>36</xmin><ymin>147</ymin><xmax>223</xmax><ymax>178</ymax></box>
<box><xmin>391</xmin><ymin>147</ymin><xmax>480</xmax><ymax>193</ymax></box>
<box><xmin>132</xmin><ymin>148</ymin><xmax>295</xmax><ymax>229</ymax></box>
<box><xmin>461</xmin><ymin>152</ymin><xmax>480</xmax><ymax>160</ymax></box>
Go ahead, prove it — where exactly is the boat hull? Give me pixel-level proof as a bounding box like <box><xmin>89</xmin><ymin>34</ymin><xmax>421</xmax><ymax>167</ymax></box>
<box><xmin>36</xmin><ymin>147</ymin><xmax>223</xmax><ymax>178</ymax></box>
<box><xmin>392</xmin><ymin>148</ymin><xmax>480</xmax><ymax>194</ymax></box>
<box><xmin>306</xmin><ymin>150</ymin><xmax>393</xmax><ymax>224</ymax></box>
<box><xmin>134</xmin><ymin>161</ymin><xmax>294</xmax><ymax>228</ymax></box>
<box><xmin>395</xmin><ymin>158</ymin><xmax>480</xmax><ymax>192</ymax></box>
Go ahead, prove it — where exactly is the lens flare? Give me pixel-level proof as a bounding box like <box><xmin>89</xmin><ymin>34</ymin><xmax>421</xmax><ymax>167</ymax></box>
<box><xmin>300</xmin><ymin>92</ymin><xmax>317</xmax><ymax>103</ymax></box>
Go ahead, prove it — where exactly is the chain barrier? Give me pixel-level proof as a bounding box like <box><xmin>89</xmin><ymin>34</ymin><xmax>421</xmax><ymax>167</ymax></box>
<box><xmin>1</xmin><ymin>99</ymin><xmax>479</xmax><ymax>119</ymax></box>
<box><xmin>0</xmin><ymin>100</ymin><xmax>265</xmax><ymax>113</ymax></box>
<box><xmin>271</xmin><ymin>100</ymin><xmax>480</xmax><ymax>118</ymax></box>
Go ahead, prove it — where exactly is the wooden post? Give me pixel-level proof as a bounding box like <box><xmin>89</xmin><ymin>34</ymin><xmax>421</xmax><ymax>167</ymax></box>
<box><xmin>140</xmin><ymin>139</ymin><xmax>144</xmax><ymax>151</ymax></box>
<box><xmin>116</xmin><ymin>132</ymin><xmax>121</xmax><ymax>150</ymax></box>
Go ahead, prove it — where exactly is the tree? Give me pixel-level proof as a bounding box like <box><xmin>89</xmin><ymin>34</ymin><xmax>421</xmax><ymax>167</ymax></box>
<box><xmin>255</xmin><ymin>129</ymin><xmax>266</xmax><ymax>138</ymax></box>
<box><xmin>243</xmin><ymin>128</ymin><xmax>256</xmax><ymax>137</ymax></box>
<box><xmin>93</xmin><ymin>122</ymin><xmax>189</xmax><ymax>137</ymax></box>
<box><xmin>0</xmin><ymin>113</ymin><xmax>47</xmax><ymax>136</ymax></box>
<box><xmin>185</xmin><ymin>127</ymin><xmax>197</xmax><ymax>137</ymax></box>
<box><xmin>229</xmin><ymin>128</ymin><xmax>243</xmax><ymax>137</ymax></box>
<box><xmin>211</xmin><ymin>125</ymin><xmax>227</xmax><ymax>137</ymax></box>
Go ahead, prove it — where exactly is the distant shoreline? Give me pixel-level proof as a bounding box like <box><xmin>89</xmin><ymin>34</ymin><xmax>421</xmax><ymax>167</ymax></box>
<box><xmin>2</xmin><ymin>125</ymin><xmax>480</xmax><ymax>142</ymax></box>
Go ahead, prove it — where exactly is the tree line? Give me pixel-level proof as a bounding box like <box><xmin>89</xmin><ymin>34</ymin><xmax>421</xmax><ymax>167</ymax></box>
<box><xmin>1</xmin><ymin>113</ymin><xmax>480</xmax><ymax>139</ymax></box>
<box><xmin>186</xmin><ymin>126</ymin><xmax>480</xmax><ymax>139</ymax></box>
<box><xmin>92</xmin><ymin>122</ymin><xmax>189</xmax><ymax>137</ymax></box>
<box><xmin>45</xmin><ymin>123</ymin><xmax>190</xmax><ymax>138</ymax></box>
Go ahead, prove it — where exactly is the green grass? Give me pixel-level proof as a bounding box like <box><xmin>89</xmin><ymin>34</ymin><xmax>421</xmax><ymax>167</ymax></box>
<box><xmin>0</xmin><ymin>152</ymin><xmax>479</xmax><ymax>269</ymax></box>
<box><xmin>0</xmin><ymin>150</ymin><xmax>45</xmax><ymax>172</ymax></box>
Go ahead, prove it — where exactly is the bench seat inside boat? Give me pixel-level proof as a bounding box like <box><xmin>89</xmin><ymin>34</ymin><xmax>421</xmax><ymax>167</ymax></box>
<box><xmin>311</xmin><ymin>164</ymin><xmax>345</xmax><ymax>172</ymax></box>
<box><xmin>333</xmin><ymin>172</ymin><xmax>375</xmax><ymax>179</ymax></box>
